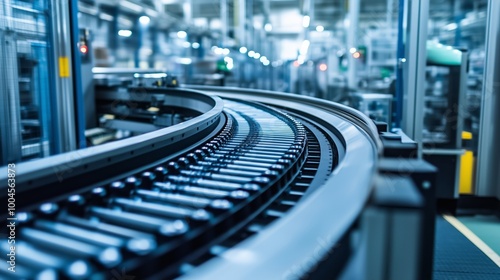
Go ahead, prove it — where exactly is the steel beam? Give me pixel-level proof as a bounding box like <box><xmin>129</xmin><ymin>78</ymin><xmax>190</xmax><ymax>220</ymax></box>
<box><xmin>50</xmin><ymin>0</ymin><xmax>77</xmax><ymax>153</ymax></box>
<box><xmin>476</xmin><ymin>0</ymin><xmax>500</xmax><ymax>199</ymax></box>
<box><xmin>402</xmin><ymin>0</ymin><xmax>429</xmax><ymax>158</ymax></box>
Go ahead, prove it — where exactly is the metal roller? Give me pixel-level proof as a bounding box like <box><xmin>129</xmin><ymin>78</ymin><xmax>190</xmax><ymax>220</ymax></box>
<box><xmin>0</xmin><ymin>84</ymin><xmax>426</xmax><ymax>280</ymax></box>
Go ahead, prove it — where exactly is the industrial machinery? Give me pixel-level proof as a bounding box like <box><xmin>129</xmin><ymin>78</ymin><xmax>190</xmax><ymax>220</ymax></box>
<box><xmin>351</xmin><ymin>93</ymin><xmax>393</xmax><ymax>125</ymax></box>
<box><xmin>0</xmin><ymin>78</ymin><xmax>436</xmax><ymax>279</ymax></box>
<box><xmin>422</xmin><ymin>44</ymin><xmax>468</xmax><ymax>209</ymax></box>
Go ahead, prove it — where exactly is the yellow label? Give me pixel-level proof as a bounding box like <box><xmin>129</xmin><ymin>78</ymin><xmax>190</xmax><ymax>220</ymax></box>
<box><xmin>59</xmin><ymin>57</ymin><xmax>70</xmax><ymax>78</ymax></box>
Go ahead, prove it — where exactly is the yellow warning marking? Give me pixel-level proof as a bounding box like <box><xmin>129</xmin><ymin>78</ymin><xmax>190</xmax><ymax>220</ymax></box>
<box><xmin>59</xmin><ymin>57</ymin><xmax>70</xmax><ymax>78</ymax></box>
<box><xmin>443</xmin><ymin>214</ymin><xmax>500</xmax><ymax>267</ymax></box>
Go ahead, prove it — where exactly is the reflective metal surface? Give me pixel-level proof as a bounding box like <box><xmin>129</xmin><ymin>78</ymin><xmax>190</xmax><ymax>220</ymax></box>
<box><xmin>0</xmin><ymin>86</ymin><xmax>394</xmax><ymax>279</ymax></box>
<box><xmin>476</xmin><ymin>0</ymin><xmax>500</xmax><ymax>199</ymax></box>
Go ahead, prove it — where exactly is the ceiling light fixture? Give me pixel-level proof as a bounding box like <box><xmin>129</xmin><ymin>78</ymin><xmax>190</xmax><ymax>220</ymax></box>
<box><xmin>302</xmin><ymin>15</ymin><xmax>310</xmax><ymax>28</ymax></box>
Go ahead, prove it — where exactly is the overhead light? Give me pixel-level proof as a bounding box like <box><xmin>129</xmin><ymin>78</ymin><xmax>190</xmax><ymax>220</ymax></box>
<box><xmin>177</xmin><ymin>31</ymin><xmax>187</xmax><ymax>39</ymax></box>
<box><xmin>145</xmin><ymin>8</ymin><xmax>158</xmax><ymax>18</ymax></box>
<box><xmin>353</xmin><ymin>51</ymin><xmax>361</xmax><ymax>59</ymax></box>
<box><xmin>264</xmin><ymin>23</ymin><xmax>272</xmax><ymax>32</ymax></box>
<box><xmin>99</xmin><ymin>13</ymin><xmax>114</xmax><ymax>22</ymax></box>
<box><xmin>214</xmin><ymin>47</ymin><xmax>223</xmax><ymax>55</ymax></box>
<box><xmin>239</xmin><ymin>47</ymin><xmax>248</xmax><ymax>54</ymax></box>
<box><xmin>259</xmin><ymin>56</ymin><xmax>267</xmax><ymax>63</ymax></box>
<box><xmin>118</xmin><ymin>30</ymin><xmax>132</xmax><ymax>37</ymax></box>
<box><xmin>349</xmin><ymin>47</ymin><xmax>357</xmax><ymax>54</ymax></box>
<box><xmin>139</xmin><ymin>48</ymin><xmax>152</xmax><ymax>56</ymax></box>
<box><xmin>299</xmin><ymin>40</ymin><xmax>310</xmax><ymax>55</ymax></box>
<box><xmin>119</xmin><ymin>0</ymin><xmax>143</xmax><ymax>12</ymax></box>
<box><xmin>226</xmin><ymin>59</ymin><xmax>234</xmax><ymax>70</ymax></box>
<box><xmin>139</xmin><ymin>16</ymin><xmax>150</xmax><ymax>25</ymax></box>
<box><xmin>319</xmin><ymin>63</ymin><xmax>328</xmax><ymax>71</ymax></box>
<box><xmin>225</xmin><ymin>57</ymin><xmax>234</xmax><ymax>70</ymax></box>
<box><xmin>297</xmin><ymin>54</ymin><xmax>306</xmax><ymax>64</ymax></box>
<box><xmin>248</xmin><ymin>50</ymin><xmax>255</xmax><ymax>57</ymax></box>
<box><xmin>302</xmin><ymin>15</ymin><xmax>310</xmax><ymax>28</ymax></box>
<box><xmin>222</xmin><ymin>48</ymin><xmax>230</xmax><ymax>55</ymax></box>
<box><xmin>253</xmin><ymin>21</ymin><xmax>262</xmax><ymax>29</ymax></box>
<box><xmin>444</xmin><ymin>23</ymin><xmax>457</xmax><ymax>31</ymax></box>
<box><xmin>316</xmin><ymin>25</ymin><xmax>324</xmax><ymax>32</ymax></box>
<box><xmin>344</xmin><ymin>18</ymin><xmax>350</xmax><ymax>28</ymax></box>
<box><xmin>263</xmin><ymin>60</ymin><xmax>270</xmax><ymax>66</ymax></box>
<box><xmin>182</xmin><ymin>41</ymin><xmax>191</xmax><ymax>48</ymax></box>
<box><xmin>176</xmin><ymin>57</ymin><xmax>192</xmax><ymax>65</ymax></box>
<box><xmin>118</xmin><ymin>16</ymin><xmax>133</xmax><ymax>28</ymax></box>
<box><xmin>78</xmin><ymin>5</ymin><xmax>98</xmax><ymax>16</ymax></box>
<box><xmin>134</xmin><ymin>73</ymin><xmax>167</xmax><ymax>78</ymax></box>
<box><xmin>192</xmin><ymin>42</ymin><xmax>200</xmax><ymax>49</ymax></box>
<box><xmin>254</xmin><ymin>52</ymin><xmax>261</xmax><ymax>59</ymax></box>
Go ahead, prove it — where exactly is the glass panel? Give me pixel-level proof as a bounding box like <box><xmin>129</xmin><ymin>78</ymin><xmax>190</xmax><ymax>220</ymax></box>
<box><xmin>425</xmin><ymin>0</ymin><xmax>488</xmax><ymax>195</ymax></box>
<box><xmin>0</xmin><ymin>0</ymin><xmax>54</xmax><ymax>164</ymax></box>
<box><xmin>426</xmin><ymin>0</ymin><xmax>487</xmax><ymax>150</ymax></box>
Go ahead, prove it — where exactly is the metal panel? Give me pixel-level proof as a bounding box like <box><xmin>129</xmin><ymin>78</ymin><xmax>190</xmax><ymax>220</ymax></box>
<box><xmin>476</xmin><ymin>0</ymin><xmax>500</xmax><ymax>199</ymax></box>
<box><xmin>402</xmin><ymin>0</ymin><xmax>429</xmax><ymax>158</ymax></box>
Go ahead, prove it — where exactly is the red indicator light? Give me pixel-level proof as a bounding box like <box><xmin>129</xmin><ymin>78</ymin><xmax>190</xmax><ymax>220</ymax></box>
<box><xmin>319</xmin><ymin>63</ymin><xmax>328</xmax><ymax>71</ymax></box>
<box><xmin>353</xmin><ymin>51</ymin><xmax>361</xmax><ymax>59</ymax></box>
<box><xmin>80</xmin><ymin>44</ymin><xmax>88</xmax><ymax>54</ymax></box>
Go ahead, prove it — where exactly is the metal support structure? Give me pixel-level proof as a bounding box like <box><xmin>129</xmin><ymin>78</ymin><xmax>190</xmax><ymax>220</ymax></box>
<box><xmin>234</xmin><ymin>0</ymin><xmax>245</xmax><ymax>87</ymax></box>
<box><xmin>476</xmin><ymin>0</ymin><xmax>500</xmax><ymax>199</ymax></box>
<box><xmin>303</xmin><ymin>0</ymin><xmax>315</xmax><ymax>23</ymax></box>
<box><xmin>235</xmin><ymin>0</ymin><xmax>246</xmax><ymax>47</ymax></box>
<box><xmin>69</xmin><ymin>0</ymin><xmax>86</xmax><ymax>148</ymax></box>
<box><xmin>402</xmin><ymin>0</ymin><xmax>429</xmax><ymax>158</ymax></box>
<box><xmin>245</xmin><ymin>0</ymin><xmax>253</xmax><ymax>50</ymax></box>
<box><xmin>387</xmin><ymin>0</ymin><xmax>394</xmax><ymax>28</ymax></box>
<box><xmin>182</xmin><ymin>0</ymin><xmax>192</xmax><ymax>25</ymax></box>
<box><xmin>263</xmin><ymin>0</ymin><xmax>270</xmax><ymax>21</ymax></box>
<box><xmin>220</xmin><ymin>0</ymin><xmax>227</xmax><ymax>47</ymax></box>
<box><xmin>395</xmin><ymin>0</ymin><xmax>405</xmax><ymax>127</ymax></box>
<box><xmin>347</xmin><ymin>0</ymin><xmax>359</xmax><ymax>89</ymax></box>
<box><xmin>134</xmin><ymin>17</ymin><xmax>142</xmax><ymax>68</ymax></box>
<box><xmin>109</xmin><ymin>7</ymin><xmax>119</xmax><ymax>53</ymax></box>
<box><xmin>0</xmin><ymin>30</ymin><xmax>22</xmax><ymax>164</ymax></box>
<box><xmin>50</xmin><ymin>0</ymin><xmax>77</xmax><ymax>153</ymax></box>
<box><xmin>453</xmin><ymin>0</ymin><xmax>463</xmax><ymax>46</ymax></box>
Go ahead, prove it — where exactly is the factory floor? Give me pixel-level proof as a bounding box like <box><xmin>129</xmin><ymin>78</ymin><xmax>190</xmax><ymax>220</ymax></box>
<box><xmin>434</xmin><ymin>215</ymin><xmax>500</xmax><ymax>279</ymax></box>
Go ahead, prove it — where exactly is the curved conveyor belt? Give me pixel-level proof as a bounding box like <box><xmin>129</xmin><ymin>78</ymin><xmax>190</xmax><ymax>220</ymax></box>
<box><xmin>0</xmin><ymin>86</ymin><xmax>380</xmax><ymax>280</ymax></box>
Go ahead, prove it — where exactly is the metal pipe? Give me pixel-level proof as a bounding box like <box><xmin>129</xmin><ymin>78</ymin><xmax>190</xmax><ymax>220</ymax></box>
<box><xmin>50</xmin><ymin>0</ymin><xmax>77</xmax><ymax>153</ymax></box>
<box><xmin>220</xmin><ymin>0</ymin><xmax>227</xmax><ymax>46</ymax></box>
<box><xmin>476</xmin><ymin>0</ymin><xmax>500</xmax><ymax>198</ymax></box>
<box><xmin>347</xmin><ymin>0</ymin><xmax>359</xmax><ymax>89</ymax></box>
<box><xmin>402</xmin><ymin>0</ymin><xmax>429</xmax><ymax>158</ymax></box>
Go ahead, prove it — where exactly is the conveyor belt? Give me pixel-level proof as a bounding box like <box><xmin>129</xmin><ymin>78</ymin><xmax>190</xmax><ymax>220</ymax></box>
<box><xmin>0</xmin><ymin>86</ymin><xmax>379</xmax><ymax>280</ymax></box>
